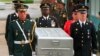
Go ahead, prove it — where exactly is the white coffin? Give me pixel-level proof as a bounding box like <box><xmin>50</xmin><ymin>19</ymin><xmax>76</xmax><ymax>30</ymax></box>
<box><xmin>35</xmin><ymin>28</ymin><xmax>73</xmax><ymax>56</ymax></box>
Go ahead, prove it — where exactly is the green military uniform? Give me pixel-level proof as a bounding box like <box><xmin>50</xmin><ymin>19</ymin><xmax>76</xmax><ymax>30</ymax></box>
<box><xmin>5</xmin><ymin>1</ymin><xmax>31</xmax><ymax>55</ymax></box>
<box><xmin>7</xmin><ymin>4</ymin><xmax>36</xmax><ymax>56</ymax></box>
<box><xmin>8</xmin><ymin>19</ymin><xmax>36</xmax><ymax>56</ymax></box>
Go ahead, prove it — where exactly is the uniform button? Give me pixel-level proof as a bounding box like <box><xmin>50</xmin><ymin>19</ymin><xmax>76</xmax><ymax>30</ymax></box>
<box><xmin>88</xmin><ymin>36</ymin><xmax>90</xmax><ymax>38</ymax></box>
<box><xmin>82</xmin><ymin>33</ymin><xmax>83</xmax><ymax>35</ymax></box>
<box><xmin>82</xmin><ymin>44</ymin><xmax>83</xmax><ymax>46</ymax></box>
<box><xmin>87</xmin><ymin>33</ymin><xmax>90</xmax><ymax>35</ymax></box>
<box><xmin>40</xmin><ymin>23</ymin><xmax>41</xmax><ymax>24</ymax></box>
<box><xmin>42</xmin><ymin>19</ymin><xmax>44</xmax><ymax>20</ymax></box>
<box><xmin>82</xmin><ymin>37</ymin><xmax>84</xmax><ymax>39</ymax></box>
<box><xmin>81</xmin><ymin>40</ymin><xmax>83</xmax><ymax>43</ymax></box>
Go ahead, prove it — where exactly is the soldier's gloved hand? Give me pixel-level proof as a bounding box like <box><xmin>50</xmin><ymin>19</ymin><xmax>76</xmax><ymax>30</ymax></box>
<box><xmin>92</xmin><ymin>54</ymin><xmax>96</xmax><ymax>56</ymax></box>
<box><xmin>9</xmin><ymin>55</ymin><xmax>14</xmax><ymax>56</ymax></box>
<box><xmin>73</xmin><ymin>50</ymin><xmax>74</xmax><ymax>55</ymax></box>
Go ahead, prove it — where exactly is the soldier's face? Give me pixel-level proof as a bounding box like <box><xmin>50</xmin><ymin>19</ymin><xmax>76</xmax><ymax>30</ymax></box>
<box><xmin>18</xmin><ymin>11</ymin><xmax>27</xmax><ymax>21</ymax></box>
<box><xmin>81</xmin><ymin>12</ymin><xmax>87</xmax><ymax>20</ymax></box>
<box><xmin>41</xmin><ymin>8</ymin><xmax>50</xmax><ymax>15</ymax></box>
<box><xmin>72</xmin><ymin>12</ymin><xmax>78</xmax><ymax>20</ymax></box>
<box><xmin>77</xmin><ymin>11</ymin><xmax>87</xmax><ymax>21</ymax></box>
<box><xmin>77</xmin><ymin>12</ymin><xmax>82</xmax><ymax>19</ymax></box>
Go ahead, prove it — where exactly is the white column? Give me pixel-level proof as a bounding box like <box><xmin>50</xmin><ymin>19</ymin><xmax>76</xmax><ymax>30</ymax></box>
<box><xmin>90</xmin><ymin>0</ymin><xmax>100</xmax><ymax>16</ymax></box>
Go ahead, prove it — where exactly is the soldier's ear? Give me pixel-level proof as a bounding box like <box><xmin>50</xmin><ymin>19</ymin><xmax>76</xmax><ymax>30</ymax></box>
<box><xmin>87</xmin><ymin>14</ymin><xmax>89</xmax><ymax>18</ymax></box>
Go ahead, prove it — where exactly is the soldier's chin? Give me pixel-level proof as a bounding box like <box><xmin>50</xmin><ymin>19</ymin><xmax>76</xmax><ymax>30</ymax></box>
<box><xmin>20</xmin><ymin>18</ymin><xmax>26</xmax><ymax>21</ymax></box>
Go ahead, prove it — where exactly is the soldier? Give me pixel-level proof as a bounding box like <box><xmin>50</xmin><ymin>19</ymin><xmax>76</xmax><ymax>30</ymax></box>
<box><xmin>7</xmin><ymin>5</ymin><xmax>36</xmax><ymax>56</ymax></box>
<box><xmin>64</xmin><ymin>6</ymin><xmax>78</xmax><ymax>35</ymax></box>
<box><xmin>5</xmin><ymin>0</ymin><xmax>31</xmax><ymax>40</ymax></box>
<box><xmin>36</xmin><ymin>3</ymin><xmax>59</xmax><ymax>27</ymax></box>
<box><xmin>5</xmin><ymin>1</ymin><xmax>31</xmax><ymax>55</ymax></box>
<box><xmin>52</xmin><ymin>2</ymin><xmax>66</xmax><ymax>28</ymax></box>
<box><xmin>70</xmin><ymin>5</ymin><xmax>97</xmax><ymax>56</ymax></box>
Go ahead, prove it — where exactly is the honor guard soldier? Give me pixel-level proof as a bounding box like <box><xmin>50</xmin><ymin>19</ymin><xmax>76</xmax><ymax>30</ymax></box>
<box><xmin>5</xmin><ymin>0</ymin><xmax>31</xmax><ymax>40</ymax></box>
<box><xmin>7</xmin><ymin>4</ymin><xmax>36</xmax><ymax>56</ymax></box>
<box><xmin>36</xmin><ymin>3</ymin><xmax>59</xmax><ymax>27</ymax></box>
<box><xmin>5</xmin><ymin>1</ymin><xmax>31</xmax><ymax>55</ymax></box>
<box><xmin>70</xmin><ymin>5</ymin><xmax>97</xmax><ymax>56</ymax></box>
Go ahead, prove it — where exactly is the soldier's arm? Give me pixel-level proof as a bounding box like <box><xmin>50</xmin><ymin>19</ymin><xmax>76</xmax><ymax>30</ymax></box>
<box><xmin>5</xmin><ymin>14</ymin><xmax>11</xmax><ymax>40</ymax></box>
<box><xmin>35</xmin><ymin>18</ymin><xmax>39</xmax><ymax>27</ymax></box>
<box><xmin>27</xmin><ymin>14</ymin><xmax>31</xmax><ymax>19</ymax></box>
<box><xmin>31</xmin><ymin>21</ymin><xmax>37</xmax><ymax>51</ymax></box>
<box><xmin>8</xmin><ymin>22</ymin><xmax>14</xmax><ymax>55</ymax></box>
<box><xmin>70</xmin><ymin>23</ymin><xmax>75</xmax><ymax>38</ymax></box>
<box><xmin>91</xmin><ymin>23</ymin><xmax>97</xmax><ymax>54</ymax></box>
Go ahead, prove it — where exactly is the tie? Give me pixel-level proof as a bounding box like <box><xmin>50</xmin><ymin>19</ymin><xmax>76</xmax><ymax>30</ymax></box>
<box><xmin>82</xmin><ymin>23</ymin><xmax>85</xmax><ymax>28</ymax></box>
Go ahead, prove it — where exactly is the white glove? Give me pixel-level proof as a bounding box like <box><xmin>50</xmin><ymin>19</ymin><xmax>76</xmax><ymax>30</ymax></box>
<box><xmin>9</xmin><ymin>55</ymin><xmax>14</xmax><ymax>56</ymax></box>
<box><xmin>92</xmin><ymin>54</ymin><xmax>96</xmax><ymax>56</ymax></box>
<box><xmin>32</xmin><ymin>51</ymin><xmax>36</xmax><ymax>55</ymax></box>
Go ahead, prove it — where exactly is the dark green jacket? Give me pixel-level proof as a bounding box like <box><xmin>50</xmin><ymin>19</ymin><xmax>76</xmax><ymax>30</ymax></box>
<box><xmin>8</xmin><ymin>19</ymin><xmax>36</xmax><ymax>55</ymax></box>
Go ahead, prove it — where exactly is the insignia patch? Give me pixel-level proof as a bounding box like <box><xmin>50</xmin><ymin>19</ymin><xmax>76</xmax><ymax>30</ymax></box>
<box><xmin>51</xmin><ymin>20</ymin><xmax>56</xmax><ymax>27</ymax></box>
<box><xmin>16</xmin><ymin>30</ymin><xmax>18</xmax><ymax>36</ymax></box>
<box><xmin>86</xmin><ymin>23</ymin><xmax>88</xmax><ymax>25</ymax></box>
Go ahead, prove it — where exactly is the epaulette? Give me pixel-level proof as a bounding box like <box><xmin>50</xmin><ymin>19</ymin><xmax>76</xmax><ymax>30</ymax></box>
<box><xmin>11</xmin><ymin>20</ymin><xmax>16</xmax><ymax>22</ymax></box>
<box><xmin>30</xmin><ymin>19</ymin><xmax>33</xmax><ymax>22</ymax></box>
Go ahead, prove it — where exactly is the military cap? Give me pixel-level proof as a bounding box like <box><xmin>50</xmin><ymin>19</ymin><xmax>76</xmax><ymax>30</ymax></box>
<box><xmin>17</xmin><ymin>4</ymin><xmax>28</xmax><ymax>12</ymax></box>
<box><xmin>76</xmin><ymin>5</ymin><xmax>89</xmax><ymax>14</ymax></box>
<box><xmin>40</xmin><ymin>3</ymin><xmax>51</xmax><ymax>9</ymax></box>
<box><xmin>12</xmin><ymin>0</ymin><xmax>24</xmax><ymax>4</ymax></box>
<box><xmin>77</xmin><ymin>5</ymin><xmax>89</xmax><ymax>11</ymax></box>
